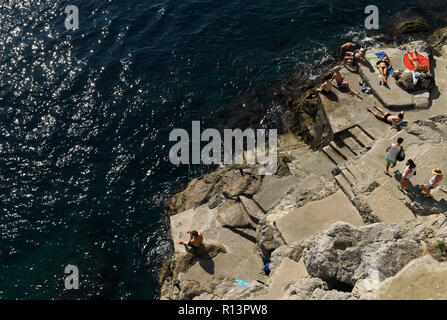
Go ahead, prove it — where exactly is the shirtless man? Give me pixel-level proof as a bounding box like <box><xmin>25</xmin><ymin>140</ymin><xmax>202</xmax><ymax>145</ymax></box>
<box><xmin>179</xmin><ymin>230</ymin><xmax>203</xmax><ymax>249</ymax></box>
<box><xmin>376</xmin><ymin>56</ymin><xmax>392</xmax><ymax>85</ymax></box>
<box><xmin>367</xmin><ymin>103</ymin><xmax>404</xmax><ymax>125</ymax></box>
<box><xmin>331</xmin><ymin>66</ymin><xmax>360</xmax><ymax>96</ymax></box>
<box><xmin>339</xmin><ymin>42</ymin><xmax>358</xmax><ymax>60</ymax></box>
<box><xmin>343</xmin><ymin>48</ymin><xmax>366</xmax><ymax>66</ymax></box>
<box><xmin>316</xmin><ymin>76</ymin><xmax>333</xmax><ymax>94</ymax></box>
<box><xmin>405</xmin><ymin>45</ymin><xmax>428</xmax><ymax>72</ymax></box>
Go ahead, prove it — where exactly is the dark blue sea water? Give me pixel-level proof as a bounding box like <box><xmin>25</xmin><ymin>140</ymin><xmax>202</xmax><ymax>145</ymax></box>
<box><xmin>0</xmin><ymin>0</ymin><xmax>444</xmax><ymax>299</ymax></box>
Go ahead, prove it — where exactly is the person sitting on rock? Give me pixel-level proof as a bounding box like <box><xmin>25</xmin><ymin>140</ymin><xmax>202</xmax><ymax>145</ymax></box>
<box><xmin>405</xmin><ymin>45</ymin><xmax>428</xmax><ymax>72</ymax></box>
<box><xmin>399</xmin><ymin>159</ymin><xmax>416</xmax><ymax>192</ymax></box>
<box><xmin>331</xmin><ymin>66</ymin><xmax>360</xmax><ymax>96</ymax></box>
<box><xmin>315</xmin><ymin>75</ymin><xmax>333</xmax><ymax>95</ymax></box>
<box><xmin>376</xmin><ymin>55</ymin><xmax>392</xmax><ymax>85</ymax></box>
<box><xmin>179</xmin><ymin>230</ymin><xmax>203</xmax><ymax>249</ymax></box>
<box><xmin>339</xmin><ymin>42</ymin><xmax>358</xmax><ymax>60</ymax></box>
<box><xmin>343</xmin><ymin>48</ymin><xmax>366</xmax><ymax>67</ymax></box>
<box><xmin>367</xmin><ymin>103</ymin><xmax>404</xmax><ymax>125</ymax></box>
<box><xmin>421</xmin><ymin>168</ymin><xmax>443</xmax><ymax>198</ymax></box>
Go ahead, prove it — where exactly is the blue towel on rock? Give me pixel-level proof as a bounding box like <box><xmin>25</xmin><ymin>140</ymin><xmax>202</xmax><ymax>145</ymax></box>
<box><xmin>375</xmin><ymin>51</ymin><xmax>387</xmax><ymax>59</ymax></box>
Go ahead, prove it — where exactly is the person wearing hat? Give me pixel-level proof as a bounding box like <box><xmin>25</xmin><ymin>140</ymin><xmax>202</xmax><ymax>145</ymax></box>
<box><xmin>421</xmin><ymin>168</ymin><xmax>443</xmax><ymax>198</ymax></box>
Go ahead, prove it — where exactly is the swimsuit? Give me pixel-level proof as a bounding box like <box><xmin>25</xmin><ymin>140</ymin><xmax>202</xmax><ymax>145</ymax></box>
<box><xmin>383</xmin><ymin>113</ymin><xmax>392</xmax><ymax>123</ymax></box>
<box><xmin>187</xmin><ymin>241</ymin><xmax>198</xmax><ymax>248</ymax></box>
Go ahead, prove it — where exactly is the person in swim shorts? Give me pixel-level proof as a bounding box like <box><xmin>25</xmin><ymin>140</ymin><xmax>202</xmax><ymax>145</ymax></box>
<box><xmin>179</xmin><ymin>230</ymin><xmax>203</xmax><ymax>248</ymax></box>
<box><xmin>384</xmin><ymin>137</ymin><xmax>404</xmax><ymax>175</ymax></box>
<box><xmin>367</xmin><ymin>103</ymin><xmax>404</xmax><ymax>125</ymax></box>
<box><xmin>331</xmin><ymin>66</ymin><xmax>360</xmax><ymax>96</ymax></box>
<box><xmin>339</xmin><ymin>42</ymin><xmax>358</xmax><ymax>60</ymax></box>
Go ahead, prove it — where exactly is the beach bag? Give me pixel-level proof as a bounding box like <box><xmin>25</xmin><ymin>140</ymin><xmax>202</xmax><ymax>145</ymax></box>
<box><xmin>396</xmin><ymin>147</ymin><xmax>405</xmax><ymax>162</ymax></box>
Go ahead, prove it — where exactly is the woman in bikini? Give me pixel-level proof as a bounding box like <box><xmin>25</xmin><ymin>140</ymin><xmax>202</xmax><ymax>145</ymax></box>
<box><xmin>405</xmin><ymin>45</ymin><xmax>428</xmax><ymax>72</ymax></box>
<box><xmin>376</xmin><ymin>56</ymin><xmax>392</xmax><ymax>85</ymax></box>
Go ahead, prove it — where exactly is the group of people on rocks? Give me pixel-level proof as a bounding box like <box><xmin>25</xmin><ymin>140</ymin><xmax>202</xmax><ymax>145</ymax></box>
<box><xmin>316</xmin><ymin>41</ymin><xmax>429</xmax><ymax>99</ymax></box>
<box><xmin>178</xmin><ymin>41</ymin><xmax>441</xmax><ymax>255</ymax></box>
<box><xmin>385</xmin><ymin>137</ymin><xmax>443</xmax><ymax>198</ymax></box>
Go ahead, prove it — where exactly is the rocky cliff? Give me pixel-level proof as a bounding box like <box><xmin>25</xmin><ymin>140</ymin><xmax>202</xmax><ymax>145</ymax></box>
<box><xmin>159</xmin><ymin>25</ymin><xmax>447</xmax><ymax>300</ymax></box>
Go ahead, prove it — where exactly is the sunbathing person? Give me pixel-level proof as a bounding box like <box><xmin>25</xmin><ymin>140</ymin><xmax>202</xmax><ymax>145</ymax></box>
<box><xmin>339</xmin><ymin>42</ymin><xmax>358</xmax><ymax>60</ymax></box>
<box><xmin>367</xmin><ymin>104</ymin><xmax>404</xmax><ymax>125</ymax></box>
<box><xmin>316</xmin><ymin>76</ymin><xmax>333</xmax><ymax>94</ymax></box>
<box><xmin>376</xmin><ymin>56</ymin><xmax>392</xmax><ymax>85</ymax></box>
<box><xmin>331</xmin><ymin>66</ymin><xmax>360</xmax><ymax>96</ymax></box>
<box><xmin>343</xmin><ymin>48</ymin><xmax>366</xmax><ymax>66</ymax></box>
<box><xmin>405</xmin><ymin>45</ymin><xmax>428</xmax><ymax>72</ymax></box>
<box><xmin>179</xmin><ymin>230</ymin><xmax>203</xmax><ymax>249</ymax></box>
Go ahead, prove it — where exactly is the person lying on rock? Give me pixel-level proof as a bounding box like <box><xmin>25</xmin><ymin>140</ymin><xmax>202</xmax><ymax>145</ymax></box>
<box><xmin>376</xmin><ymin>55</ymin><xmax>392</xmax><ymax>85</ymax></box>
<box><xmin>421</xmin><ymin>168</ymin><xmax>443</xmax><ymax>198</ymax></box>
<box><xmin>405</xmin><ymin>45</ymin><xmax>428</xmax><ymax>72</ymax></box>
<box><xmin>343</xmin><ymin>48</ymin><xmax>366</xmax><ymax>67</ymax></box>
<box><xmin>367</xmin><ymin>103</ymin><xmax>404</xmax><ymax>126</ymax></box>
<box><xmin>339</xmin><ymin>42</ymin><xmax>358</xmax><ymax>60</ymax></box>
<box><xmin>399</xmin><ymin>159</ymin><xmax>416</xmax><ymax>192</ymax></box>
<box><xmin>179</xmin><ymin>230</ymin><xmax>203</xmax><ymax>249</ymax></box>
<box><xmin>331</xmin><ymin>66</ymin><xmax>360</xmax><ymax>96</ymax></box>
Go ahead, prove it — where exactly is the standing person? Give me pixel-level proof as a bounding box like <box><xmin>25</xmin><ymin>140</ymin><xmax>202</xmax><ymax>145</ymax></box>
<box><xmin>421</xmin><ymin>169</ymin><xmax>444</xmax><ymax>198</ymax></box>
<box><xmin>339</xmin><ymin>42</ymin><xmax>358</xmax><ymax>60</ymax></box>
<box><xmin>179</xmin><ymin>230</ymin><xmax>203</xmax><ymax>249</ymax></box>
<box><xmin>385</xmin><ymin>137</ymin><xmax>404</xmax><ymax>175</ymax></box>
<box><xmin>399</xmin><ymin>159</ymin><xmax>416</xmax><ymax>192</ymax></box>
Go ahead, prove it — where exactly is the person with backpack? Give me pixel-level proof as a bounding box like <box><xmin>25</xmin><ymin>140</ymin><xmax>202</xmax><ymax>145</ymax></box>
<box><xmin>399</xmin><ymin>159</ymin><xmax>416</xmax><ymax>192</ymax></box>
<box><xmin>385</xmin><ymin>137</ymin><xmax>404</xmax><ymax>175</ymax></box>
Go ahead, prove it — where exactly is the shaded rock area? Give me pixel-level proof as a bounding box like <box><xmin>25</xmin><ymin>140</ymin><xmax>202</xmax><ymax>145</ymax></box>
<box><xmin>396</xmin><ymin>71</ymin><xmax>435</xmax><ymax>93</ymax></box>
<box><xmin>166</xmin><ymin>165</ymin><xmax>263</xmax><ymax>216</ymax></box>
<box><xmin>287</xmin><ymin>90</ymin><xmax>333</xmax><ymax>149</ymax></box>
<box><xmin>396</xmin><ymin>18</ymin><xmax>432</xmax><ymax>34</ymax></box>
<box><xmin>427</xmin><ymin>26</ymin><xmax>447</xmax><ymax>56</ymax></box>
